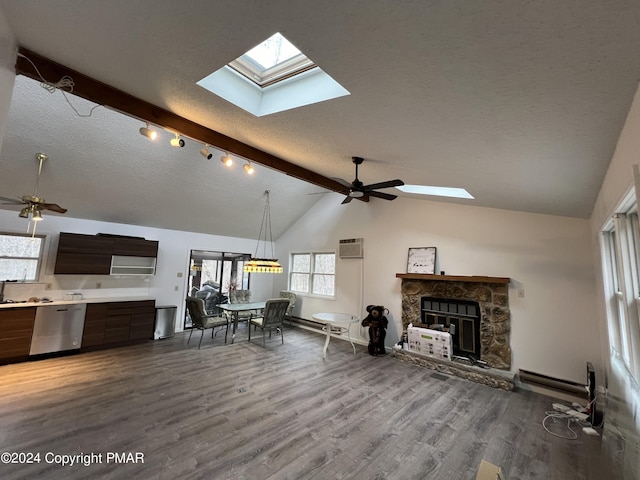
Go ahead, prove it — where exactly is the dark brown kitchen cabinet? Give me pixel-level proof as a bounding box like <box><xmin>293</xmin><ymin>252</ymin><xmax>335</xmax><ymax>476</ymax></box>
<box><xmin>82</xmin><ymin>303</ymin><xmax>108</xmax><ymax>347</ymax></box>
<box><xmin>113</xmin><ymin>237</ymin><xmax>158</xmax><ymax>257</ymax></box>
<box><xmin>82</xmin><ymin>300</ymin><xmax>155</xmax><ymax>350</ymax></box>
<box><xmin>0</xmin><ymin>307</ymin><xmax>36</xmax><ymax>363</ymax></box>
<box><xmin>54</xmin><ymin>233</ymin><xmax>158</xmax><ymax>275</ymax></box>
<box><xmin>54</xmin><ymin>233</ymin><xmax>113</xmax><ymax>274</ymax></box>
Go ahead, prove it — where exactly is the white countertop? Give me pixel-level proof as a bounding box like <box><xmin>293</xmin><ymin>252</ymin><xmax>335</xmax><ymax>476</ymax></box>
<box><xmin>0</xmin><ymin>296</ymin><xmax>155</xmax><ymax>309</ymax></box>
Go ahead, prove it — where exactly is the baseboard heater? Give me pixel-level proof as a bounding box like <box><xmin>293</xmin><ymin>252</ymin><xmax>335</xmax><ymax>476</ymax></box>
<box><xmin>518</xmin><ymin>369</ymin><xmax>586</xmax><ymax>396</ymax></box>
<box><xmin>290</xmin><ymin>316</ymin><xmax>323</xmax><ymax>329</ymax></box>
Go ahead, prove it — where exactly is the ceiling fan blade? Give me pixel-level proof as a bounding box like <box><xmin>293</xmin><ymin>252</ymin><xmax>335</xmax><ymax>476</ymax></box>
<box><xmin>0</xmin><ymin>196</ymin><xmax>24</xmax><ymax>205</ymax></box>
<box><xmin>341</xmin><ymin>195</ymin><xmax>354</xmax><ymax>204</ymax></box>
<box><xmin>363</xmin><ymin>179</ymin><xmax>405</xmax><ymax>191</ymax></box>
<box><xmin>40</xmin><ymin>203</ymin><xmax>68</xmax><ymax>214</ymax></box>
<box><xmin>331</xmin><ymin>177</ymin><xmax>353</xmax><ymax>188</ymax></box>
<box><xmin>368</xmin><ymin>190</ymin><xmax>398</xmax><ymax>201</ymax></box>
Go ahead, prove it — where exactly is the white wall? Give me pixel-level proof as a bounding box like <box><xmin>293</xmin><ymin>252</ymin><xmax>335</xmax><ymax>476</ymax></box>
<box><xmin>0</xmin><ymin>209</ymin><xmax>274</xmax><ymax>332</ymax></box>
<box><xmin>274</xmin><ymin>192</ymin><xmax>598</xmax><ymax>382</ymax></box>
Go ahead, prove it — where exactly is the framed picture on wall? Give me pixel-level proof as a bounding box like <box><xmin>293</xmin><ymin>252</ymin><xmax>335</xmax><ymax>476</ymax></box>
<box><xmin>407</xmin><ymin>247</ymin><xmax>437</xmax><ymax>274</ymax></box>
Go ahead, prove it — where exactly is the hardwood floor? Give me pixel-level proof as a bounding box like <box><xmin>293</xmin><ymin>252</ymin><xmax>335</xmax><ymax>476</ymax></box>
<box><xmin>0</xmin><ymin>326</ymin><xmax>615</xmax><ymax>479</ymax></box>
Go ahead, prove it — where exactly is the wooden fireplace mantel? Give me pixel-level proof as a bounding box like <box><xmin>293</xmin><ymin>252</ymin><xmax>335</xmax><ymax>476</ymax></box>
<box><xmin>396</xmin><ymin>273</ymin><xmax>510</xmax><ymax>284</ymax></box>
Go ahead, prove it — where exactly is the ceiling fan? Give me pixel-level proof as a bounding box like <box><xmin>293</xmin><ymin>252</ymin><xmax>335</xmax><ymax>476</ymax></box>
<box><xmin>0</xmin><ymin>152</ymin><xmax>67</xmax><ymax>221</ymax></box>
<box><xmin>333</xmin><ymin>156</ymin><xmax>405</xmax><ymax>204</ymax></box>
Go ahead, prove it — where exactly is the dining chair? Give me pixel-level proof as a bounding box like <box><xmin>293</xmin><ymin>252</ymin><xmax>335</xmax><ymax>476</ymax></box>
<box><xmin>228</xmin><ymin>289</ymin><xmax>254</xmax><ymax>324</ymax></box>
<box><xmin>248</xmin><ymin>298</ymin><xmax>290</xmax><ymax>347</ymax></box>
<box><xmin>185</xmin><ymin>296</ymin><xmax>229</xmax><ymax>349</ymax></box>
<box><xmin>278</xmin><ymin>290</ymin><xmax>297</xmax><ymax>326</ymax></box>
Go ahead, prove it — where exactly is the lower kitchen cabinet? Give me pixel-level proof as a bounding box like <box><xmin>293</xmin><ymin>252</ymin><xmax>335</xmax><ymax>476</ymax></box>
<box><xmin>82</xmin><ymin>300</ymin><xmax>155</xmax><ymax>350</ymax></box>
<box><xmin>0</xmin><ymin>307</ymin><xmax>36</xmax><ymax>363</ymax></box>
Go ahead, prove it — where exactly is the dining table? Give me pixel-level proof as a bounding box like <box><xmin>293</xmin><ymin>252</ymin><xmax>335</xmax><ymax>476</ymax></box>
<box><xmin>217</xmin><ymin>301</ymin><xmax>266</xmax><ymax>343</ymax></box>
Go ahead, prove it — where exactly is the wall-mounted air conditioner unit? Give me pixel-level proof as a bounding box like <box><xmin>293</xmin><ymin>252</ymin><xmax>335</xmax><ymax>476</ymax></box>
<box><xmin>339</xmin><ymin>238</ymin><xmax>364</xmax><ymax>258</ymax></box>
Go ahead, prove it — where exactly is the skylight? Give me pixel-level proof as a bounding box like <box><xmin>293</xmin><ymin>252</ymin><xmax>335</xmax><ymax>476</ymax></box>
<box><xmin>197</xmin><ymin>32</ymin><xmax>350</xmax><ymax>116</ymax></box>
<box><xmin>396</xmin><ymin>185</ymin><xmax>474</xmax><ymax>199</ymax></box>
<box><xmin>229</xmin><ymin>32</ymin><xmax>316</xmax><ymax>87</ymax></box>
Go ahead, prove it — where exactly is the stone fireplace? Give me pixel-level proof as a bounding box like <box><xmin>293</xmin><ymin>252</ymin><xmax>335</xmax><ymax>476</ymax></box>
<box><xmin>397</xmin><ymin>273</ymin><xmax>511</xmax><ymax>370</ymax></box>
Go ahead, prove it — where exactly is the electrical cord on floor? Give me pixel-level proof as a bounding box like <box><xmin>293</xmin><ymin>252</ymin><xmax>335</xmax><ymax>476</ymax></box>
<box><xmin>542</xmin><ymin>411</ymin><xmax>578</xmax><ymax>440</ymax></box>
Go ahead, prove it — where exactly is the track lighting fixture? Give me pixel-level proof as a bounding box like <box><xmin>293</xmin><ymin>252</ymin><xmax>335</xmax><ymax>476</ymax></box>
<box><xmin>200</xmin><ymin>145</ymin><xmax>213</xmax><ymax>159</ymax></box>
<box><xmin>220</xmin><ymin>153</ymin><xmax>233</xmax><ymax>167</ymax></box>
<box><xmin>170</xmin><ymin>134</ymin><xmax>185</xmax><ymax>147</ymax></box>
<box><xmin>243</xmin><ymin>162</ymin><xmax>255</xmax><ymax>175</ymax></box>
<box><xmin>139</xmin><ymin>123</ymin><xmax>157</xmax><ymax>140</ymax></box>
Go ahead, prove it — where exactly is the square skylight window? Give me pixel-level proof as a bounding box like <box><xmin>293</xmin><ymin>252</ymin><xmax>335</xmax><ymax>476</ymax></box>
<box><xmin>396</xmin><ymin>185</ymin><xmax>474</xmax><ymax>199</ymax></box>
<box><xmin>229</xmin><ymin>32</ymin><xmax>316</xmax><ymax>87</ymax></box>
<box><xmin>197</xmin><ymin>32</ymin><xmax>350</xmax><ymax>116</ymax></box>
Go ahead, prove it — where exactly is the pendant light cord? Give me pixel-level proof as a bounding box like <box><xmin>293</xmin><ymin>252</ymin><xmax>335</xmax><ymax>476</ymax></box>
<box><xmin>253</xmin><ymin>190</ymin><xmax>275</xmax><ymax>259</ymax></box>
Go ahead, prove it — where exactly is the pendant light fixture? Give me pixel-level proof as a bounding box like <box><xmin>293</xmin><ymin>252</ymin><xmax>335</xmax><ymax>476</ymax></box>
<box><xmin>244</xmin><ymin>190</ymin><xmax>283</xmax><ymax>273</ymax></box>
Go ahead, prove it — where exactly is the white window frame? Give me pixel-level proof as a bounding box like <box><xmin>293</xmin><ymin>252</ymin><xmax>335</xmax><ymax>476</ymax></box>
<box><xmin>0</xmin><ymin>232</ymin><xmax>46</xmax><ymax>282</ymax></box>
<box><xmin>289</xmin><ymin>251</ymin><xmax>336</xmax><ymax>299</ymax></box>
<box><xmin>601</xmin><ymin>187</ymin><xmax>640</xmax><ymax>381</ymax></box>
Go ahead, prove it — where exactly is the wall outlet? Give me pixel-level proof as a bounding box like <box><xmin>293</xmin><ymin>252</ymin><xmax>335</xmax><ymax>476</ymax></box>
<box><xmin>45</xmin><ymin>283</ymin><xmax>52</xmax><ymax>290</ymax></box>
<box><xmin>95</xmin><ymin>282</ymin><xmax>102</xmax><ymax>289</ymax></box>
<box><xmin>174</xmin><ymin>285</ymin><xmax>179</xmax><ymax>291</ymax></box>
<box><xmin>177</xmin><ymin>272</ymin><xmax>183</xmax><ymax>278</ymax></box>
<box><xmin>518</xmin><ymin>289</ymin><xmax>525</xmax><ymax>298</ymax></box>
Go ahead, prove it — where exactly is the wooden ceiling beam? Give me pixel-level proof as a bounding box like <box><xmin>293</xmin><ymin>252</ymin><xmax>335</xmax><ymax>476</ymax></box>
<box><xmin>15</xmin><ymin>47</ymin><xmax>354</xmax><ymax>197</ymax></box>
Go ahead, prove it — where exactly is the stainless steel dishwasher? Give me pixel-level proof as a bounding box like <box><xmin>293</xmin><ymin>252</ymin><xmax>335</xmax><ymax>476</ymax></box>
<box><xmin>29</xmin><ymin>303</ymin><xmax>87</xmax><ymax>355</ymax></box>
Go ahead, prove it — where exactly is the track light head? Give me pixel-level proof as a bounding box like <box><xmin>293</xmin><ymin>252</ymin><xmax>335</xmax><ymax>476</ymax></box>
<box><xmin>139</xmin><ymin>123</ymin><xmax>157</xmax><ymax>140</ymax></box>
<box><xmin>170</xmin><ymin>134</ymin><xmax>185</xmax><ymax>147</ymax></box>
<box><xmin>220</xmin><ymin>154</ymin><xmax>233</xmax><ymax>167</ymax></box>
<box><xmin>243</xmin><ymin>162</ymin><xmax>255</xmax><ymax>175</ymax></box>
<box><xmin>200</xmin><ymin>146</ymin><xmax>213</xmax><ymax>159</ymax></box>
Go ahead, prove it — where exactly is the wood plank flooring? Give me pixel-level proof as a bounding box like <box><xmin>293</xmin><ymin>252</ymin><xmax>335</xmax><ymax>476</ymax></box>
<box><xmin>0</xmin><ymin>326</ymin><xmax>615</xmax><ymax>479</ymax></box>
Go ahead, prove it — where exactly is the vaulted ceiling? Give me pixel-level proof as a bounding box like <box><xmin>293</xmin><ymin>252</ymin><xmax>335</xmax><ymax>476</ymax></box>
<box><xmin>1</xmin><ymin>1</ymin><xmax>640</xmax><ymax>239</ymax></box>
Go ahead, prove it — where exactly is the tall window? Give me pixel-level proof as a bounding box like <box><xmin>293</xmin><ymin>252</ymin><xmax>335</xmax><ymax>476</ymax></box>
<box><xmin>290</xmin><ymin>252</ymin><xmax>335</xmax><ymax>297</ymax></box>
<box><xmin>0</xmin><ymin>233</ymin><xmax>45</xmax><ymax>281</ymax></box>
<box><xmin>602</xmin><ymin>195</ymin><xmax>640</xmax><ymax>380</ymax></box>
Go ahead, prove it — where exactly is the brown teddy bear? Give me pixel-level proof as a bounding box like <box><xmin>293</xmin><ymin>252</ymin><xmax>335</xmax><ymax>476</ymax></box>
<box><xmin>361</xmin><ymin>305</ymin><xmax>388</xmax><ymax>355</ymax></box>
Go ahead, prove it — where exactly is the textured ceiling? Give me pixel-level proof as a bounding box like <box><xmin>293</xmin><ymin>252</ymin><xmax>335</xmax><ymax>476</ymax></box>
<box><xmin>1</xmin><ymin>0</ymin><xmax>640</xmax><ymax>239</ymax></box>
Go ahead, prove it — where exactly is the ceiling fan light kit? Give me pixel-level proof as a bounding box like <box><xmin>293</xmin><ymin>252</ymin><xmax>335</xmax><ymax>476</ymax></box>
<box><xmin>334</xmin><ymin>156</ymin><xmax>404</xmax><ymax>204</ymax></box>
<box><xmin>0</xmin><ymin>152</ymin><xmax>68</xmax><ymax>223</ymax></box>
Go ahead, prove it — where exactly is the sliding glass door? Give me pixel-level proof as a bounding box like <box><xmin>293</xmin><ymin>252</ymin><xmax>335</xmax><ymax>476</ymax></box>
<box><xmin>185</xmin><ymin>250</ymin><xmax>251</xmax><ymax>329</ymax></box>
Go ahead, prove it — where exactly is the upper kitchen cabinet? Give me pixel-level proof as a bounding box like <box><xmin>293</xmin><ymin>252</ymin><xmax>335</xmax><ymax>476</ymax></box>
<box><xmin>113</xmin><ymin>236</ymin><xmax>158</xmax><ymax>257</ymax></box>
<box><xmin>54</xmin><ymin>233</ymin><xmax>113</xmax><ymax>275</ymax></box>
<box><xmin>54</xmin><ymin>233</ymin><xmax>158</xmax><ymax>275</ymax></box>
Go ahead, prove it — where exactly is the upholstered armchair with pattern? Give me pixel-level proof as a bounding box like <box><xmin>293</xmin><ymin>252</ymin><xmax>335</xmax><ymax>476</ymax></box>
<box><xmin>227</xmin><ymin>289</ymin><xmax>254</xmax><ymax>324</ymax></box>
<box><xmin>279</xmin><ymin>290</ymin><xmax>297</xmax><ymax>326</ymax></box>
